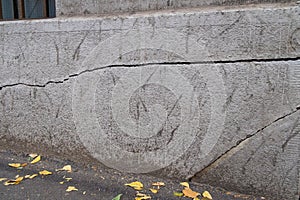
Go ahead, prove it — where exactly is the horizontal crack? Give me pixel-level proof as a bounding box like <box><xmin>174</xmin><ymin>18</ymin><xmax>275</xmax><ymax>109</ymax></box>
<box><xmin>189</xmin><ymin>108</ymin><xmax>300</xmax><ymax>181</ymax></box>
<box><xmin>0</xmin><ymin>56</ymin><xmax>299</xmax><ymax>91</ymax></box>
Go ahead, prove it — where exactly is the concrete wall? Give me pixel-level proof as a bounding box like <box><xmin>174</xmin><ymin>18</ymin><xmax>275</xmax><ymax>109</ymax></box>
<box><xmin>0</xmin><ymin>2</ymin><xmax>299</xmax><ymax>200</ymax></box>
<box><xmin>56</xmin><ymin>0</ymin><xmax>297</xmax><ymax>16</ymax></box>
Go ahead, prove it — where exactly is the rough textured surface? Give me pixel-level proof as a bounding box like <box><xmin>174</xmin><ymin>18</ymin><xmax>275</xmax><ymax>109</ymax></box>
<box><xmin>0</xmin><ymin>150</ymin><xmax>265</xmax><ymax>200</ymax></box>
<box><xmin>55</xmin><ymin>0</ymin><xmax>297</xmax><ymax>16</ymax></box>
<box><xmin>1</xmin><ymin>5</ymin><xmax>299</xmax><ymax>87</ymax></box>
<box><xmin>0</xmin><ymin>4</ymin><xmax>299</xmax><ymax>200</ymax></box>
<box><xmin>192</xmin><ymin>110</ymin><xmax>300</xmax><ymax>200</ymax></box>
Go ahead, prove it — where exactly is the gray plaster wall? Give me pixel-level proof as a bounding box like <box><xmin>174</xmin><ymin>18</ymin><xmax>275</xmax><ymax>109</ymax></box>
<box><xmin>0</xmin><ymin>4</ymin><xmax>299</xmax><ymax>200</ymax></box>
<box><xmin>56</xmin><ymin>0</ymin><xmax>297</xmax><ymax>16</ymax></box>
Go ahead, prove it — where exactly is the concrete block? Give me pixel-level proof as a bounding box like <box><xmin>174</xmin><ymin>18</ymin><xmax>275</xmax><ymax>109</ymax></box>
<box><xmin>0</xmin><ymin>4</ymin><xmax>299</xmax><ymax>199</ymax></box>
<box><xmin>55</xmin><ymin>0</ymin><xmax>297</xmax><ymax>16</ymax></box>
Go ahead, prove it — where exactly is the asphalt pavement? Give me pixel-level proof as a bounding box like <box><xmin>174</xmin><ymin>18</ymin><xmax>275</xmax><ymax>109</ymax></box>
<box><xmin>0</xmin><ymin>150</ymin><xmax>266</xmax><ymax>200</ymax></box>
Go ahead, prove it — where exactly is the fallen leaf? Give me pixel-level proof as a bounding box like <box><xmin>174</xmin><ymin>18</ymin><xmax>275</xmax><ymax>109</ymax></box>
<box><xmin>29</xmin><ymin>153</ymin><xmax>38</xmax><ymax>158</ymax></box>
<box><xmin>30</xmin><ymin>155</ymin><xmax>41</xmax><ymax>164</ymax></box>
<box><xmin>193</xmin><ymin>198</ymin><xmax>200</xmax><ymax>200</ymax></box>
<box><xmin>152</xmin><ymin>182</ymin><xmax>165</xmax><ymax>189</ymax></box>
<box><xmin>173</xmin><ymin>192</ymin><xmax>184</xmax><ymax>197</ymax></box>
<box><xmin>152</xmin><ymin>182</ymin><xmax>165</xmax><ymax>187</ymax></box>
<box><xmin>182</xmin><ymin>187</ymin><xmax>200</xmax><ymax>198</ymax></box>
<box><xmin>150</xmin><ymin>188</ymin><xmax>158</xmax><ymax>194</ymax></box>
<box><xmin>29</xmin><ymin>174</ymin><xmax>38</xmax><ymax>179</ymax></box>
<box><xmin>39</xmin><ymin>170</ymin><xmax>52</xmax><ymax>176</ymax></box>
<box><xmin>21</xmin><ymin>163</ymin><xmax>28</xmax><ymax>167</ymax></box>
<box><xmin>180</xmin><ymin>182</ymin><xmax>190</xmax><ymax>188</ymax></box>
<box><xmin>64</xmin><ymin>177</ymin><xmax>72</xmax><ymax>181</ymax></box>
<box><xmin>135</xmin><ymin>197</ymin><xmax>151</xmax><ymax>200</ymax></box>
<box><xmin>83</xmin><ymin>191</ymin><xmax>86</xmax><ymax>195</ymax></box>
<box><xmin>56</xmin><ymin>165</ymin><xmax>72</xmax><ymax>172</ymax></box>
<box><xmin>25</xmin><ymin>174</ymin><xmax>38</xmax><ymax>179</ymax></box>
<box><xmin>0</xmin><ymin>178</ymin><xmax>7</xmax><ymax>182</ymax></box>
<box><xmin>59</xmin><ymin>181</ymin><xmax>64</xmax><ymax>184</ymax></box>
<box><xmin>15</xmin><ymin>177</ymin><xmax>23</xmax><ymax>182</ymax></box>
<box><xmin>202</xmin><ymin>191</ymin><xmax>212</xmax><ymax>199</ymax></box>
<box><xmin>112</xmin><ymin>194</ymin><xmax>122</xmax><ymax>200</ymax></box>
<box><xmin>125</xmin><ymin>181</ymin><xmax>143</xmax><ymax>190</ymax></box>
<box><xmin>8</xmin><ymin>163</ymin><xmax>21</xmax><ymax>168</ymax></box>
<box><xmin>66</xmin><ymin>186</ymin><xmax>78</xmax><ymax>192</ymax></box>
<box><xmin>135</xmin><ymin>193</ymin><xmax>151</xmax><ymax>200</ymax></box>
<box><xmin>4</xmin><ymin>177</ymin><xmax>24</xmax><ymax>186</ymax></box>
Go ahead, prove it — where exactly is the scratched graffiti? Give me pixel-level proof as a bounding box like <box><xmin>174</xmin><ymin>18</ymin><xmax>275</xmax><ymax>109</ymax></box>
<box><xmin>72</xmin><ymin>28</ymin><xmax>227</xmax><ymax>173</ymax></box>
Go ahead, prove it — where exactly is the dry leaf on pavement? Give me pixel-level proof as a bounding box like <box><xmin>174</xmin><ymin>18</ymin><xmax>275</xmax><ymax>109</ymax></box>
<box><xmin>25</xmin><ymin>174</ymin><xmax>38</xmax><ymax>179</ymax></box>
<box><xmin>0</xmin><ymin>178</ymin><xmax>7</xmax><ymax>182</ymax></box>
<box><xmin>29</xmin><ymin>153</ymin><xmax>38</xmax><ymax>158</ymax></box>
<box><xmin>3</xmin><ymin>177</ymin><xmax>24</xmax><ymax>186</ymax></box>
<box><xmin>39</xmin><ymin>170</ymin><xmax>52</xmax><ymax>176</ymax></box>
<box><xmin>30</xmin><ymin>155</ymin><xmax>41</xmax><ymax>164</ymax></box>
<box><xmin>173</xmin><ymin>192</ymin><xmax>184</xmax><ymax>197</ymax></box>
<box><xmin>149</xmin><ymin>188</ymin><xmax>158</xmax><ymax>194</ymax></box>
<box><xmin>66</xmin><ymin>186</ymin><xmax>78</xmax><ymax>192</ymax></box>
<box><xmin>182</xmin><ymin>187</ymin><xmax>200</xmax><ymax>199</ymax></box>
<box><xmin>125</xmin><ymin>181</ymin><xmax>143</xmax><ymax>190</ymax></box>
<box><xmin>180</xmin><ymin>182</ymin><xmax>190</xmax><ymax>188</ymax></box>
<box><xmin>8</xmin><ymin>163</ymin><xmax>21</xmax><ymax>168</ymax></box>
<box><xmin>202</xmin><ymin>191</ymin><xmax>213</xmax><ymax>199</ymax></box>
<box><xmin>135</xmin><ymin>192</ymin><xmax>151</xmax><ymax>200</ymax></box>
<box><xmin>56</xmin><ymin>165</ymin><xmax>72</xmax><ymax>172</ymax></box>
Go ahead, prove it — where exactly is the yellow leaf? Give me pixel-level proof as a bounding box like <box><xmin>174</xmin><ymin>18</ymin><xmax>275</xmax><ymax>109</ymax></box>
<box><xmin>180</xmin><ymin>182</ymin><xmax>190</xmax><ymax>188</ymax></box>
<box><xmin>135</xmin><ymin>197</ymin><xmax>151</xmax><ymax>200</ymax></box>
<box><xmin>125</xmin><ymin>181</ymin><xmax>143</xmax><ymax>190</ymax></box>
<box><xmin>66</xmin><ymin>186</ymin><xmax>78</xmax><ymax>192</ymax></box>
<box><xmin>21</xmin><ymin>163</ymin><xmax>28</xmax><ymax>167</ymax></box>
<box><xmin>152</xmin><ymin>182</ymin><xmax>165</xmax><ymax>187</ymax></box>
<box><xmin>182</xmin><ymin>187</ymin><xmax>200</xmax><ymax>198</ymax></box>
<box><xmin>150</xmin><ymin>188</ymin><xmax>158</xmax><ymax>194</ymax></box>
<box><xmin>8</xmin><ymin>163</ymin><xmax>21</xmax><ymax>168</ymax></box>
<box><xmin>4</xmin><ymin>177</ymin><xmax>23</xmax><ymax>186</ymax></box>
<box><xmin>29</xmin><ymin>174</ymin><xmax>38</xmax><ymax>179</ymax></box>
<box><xmin>39</xmin><ymin>170</ymin><xmax>52</xmax><ymax>176</ymax></box>
<box><xmin>202</xmin><ymin>191</ymin><xmax>212</xmax><ymax>199</ymax></box>
<box><xmin>173</xmin><ymin>192</ymin><xmax>183</xmax><ymax>197</ymax></box>
<box><xmin>193</xmin><ymin>198</ymin><xmax>200</xmax><ymax>200</ymax></box>
<box><xmin>31</xmin><ymin>155</ymin><xmax>41</xmax><ymax>164</ymax></box>
<box><xmin>25</xmin><ymin>174</ymin><xmax>37</xmax><ymax>179</ymax></box>
<box><xmin>0</xmin><ymin>178</ymin><xmax>7</xmax><ymax>182</ymax></box>
<box><xmin>15</xmin><ymin>177</ymin><xmax>23</xmax><ymax>182</ymax></box>
<box><xmin>56</xmin><ymin>165</ymin><xmax>72</xmax><ymax>172</ymax></box>
<box><xmin>135</xmin><ymin>193</ymin><xmax>151</xmax><ymax>200</ymax></box>
<box><xmin>59</xmin><ymin>181</ymin><xmax>64</xmax><ymax>184</ymax></box>
<box><xmin>64</xmin><ymin>177</ymin><xmax>72</xmax><ymax>181</ymax></box>
<box><xmin>29</xmin><ymin>153</ymin><xmax>38</xmax><ymax>158</ymax></box>
<box><xmin>4</xmin><ymin>180</ymin><xmax>17</xmax><ymax>186</ymax></box>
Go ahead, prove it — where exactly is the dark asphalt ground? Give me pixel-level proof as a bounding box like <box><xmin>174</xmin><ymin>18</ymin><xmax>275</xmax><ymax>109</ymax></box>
<box><xmin>0</xmin><ymin>150</ymin><xmax>265</xmax><ymax>200</ymax></box>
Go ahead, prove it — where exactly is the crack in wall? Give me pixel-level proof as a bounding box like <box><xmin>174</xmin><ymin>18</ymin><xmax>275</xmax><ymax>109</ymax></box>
<box><xmin>0</xmin><ymin>57</ymin><xmax>299</xmax><ymax>91</ymax></box>
<box><xmin>189</xmin><ymin>108</ymin><xmax>300</xmax><ymax>181</ymax></box>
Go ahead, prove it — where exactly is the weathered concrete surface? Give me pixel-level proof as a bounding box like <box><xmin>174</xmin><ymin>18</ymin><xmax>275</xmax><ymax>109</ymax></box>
<box><xmin>0</xmin><ymin>5</ymin><xmax>299</xmax><ymax>87</ymax></box>
<box><xmin>0</xmin><ymin>4</ymin><xmax>299</xmax><ymax>200</ymax></box>
<box><xmin>56</xmin><ymin>0</ymin><xmax>297</xmax><ymax>16</ymax></box>
<box><xmin>192</xmin><ymin>109</ymin><xmax>300</xmax><ymax>200</ymax></box>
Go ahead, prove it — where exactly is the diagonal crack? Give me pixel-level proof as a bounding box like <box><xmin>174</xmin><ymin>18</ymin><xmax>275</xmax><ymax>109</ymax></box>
<box><xmin>189</xmin><ymin>108</ymin><xmax>300</xmax><ymax>181</ymax></box>
<box><xmin>0</xmin><ymin>56</ymin><xmax>299</xmax><ymax>91</ymax></box>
